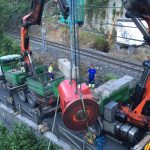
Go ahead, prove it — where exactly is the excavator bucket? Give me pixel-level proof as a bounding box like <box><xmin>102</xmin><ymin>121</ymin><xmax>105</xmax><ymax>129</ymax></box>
<box><xmin>124</xmin><ymin>0</ymin><xmax>150</xmax><ymax>16</ymax></box>
<box><xmin>30</xmin><ymin>0</ymin><xmax>45</xmax><ymax>25</ymax></box>
<box><xmin>123</xmin><ymin>0</ymin><xmax>150</xmax><ymax>45</ymax></box>
<box><xmin>57</xmin><ymin>0</ymin><xmax>69</xmax><ymax>19</ymax></box>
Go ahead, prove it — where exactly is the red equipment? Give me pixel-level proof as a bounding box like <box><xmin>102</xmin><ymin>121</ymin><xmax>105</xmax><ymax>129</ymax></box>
<box><xmin>58</xmin><ymin>80</ymin><xmax>99</xmax><ymax>130</ymax></box>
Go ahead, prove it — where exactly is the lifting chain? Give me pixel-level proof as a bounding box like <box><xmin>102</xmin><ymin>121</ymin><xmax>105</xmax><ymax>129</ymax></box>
<box><xmin>69</xmin><ymin>0</ymin><xmax>90</xmax><ymax>133</ymax></box>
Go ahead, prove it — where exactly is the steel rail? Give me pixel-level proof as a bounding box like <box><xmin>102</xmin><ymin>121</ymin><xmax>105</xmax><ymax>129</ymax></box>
<box><xmin>6</xmin><ymin>31</ymin><xmax>143</xmax><ymax>73</ymax></box>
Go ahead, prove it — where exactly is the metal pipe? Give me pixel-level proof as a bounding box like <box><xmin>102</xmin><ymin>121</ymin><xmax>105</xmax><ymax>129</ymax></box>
<box><xmin>48</xmin><ymin>95</ymin><xmax>59</xmax><ymax>150</ymax></box>
<box><xmin>72</xmin><ymin>0</ymin><xmax>78</xmax><ymax>93</ymax></box>
<box><xmin>69</xmin><ymin>0</ymin><xmax>73</xmax><ymax>84</ymax></box>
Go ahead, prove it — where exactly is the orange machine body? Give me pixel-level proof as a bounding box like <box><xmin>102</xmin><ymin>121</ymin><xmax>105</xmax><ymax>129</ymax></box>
<box><xmin>21</xmin><ymin>26</ymin><xmax>30</xmax><ymax>64</ymax></box>
<box><xmin>121</xmin><ymin>76</ymin><xmax>150</xmax><ymax>130</ymax></box>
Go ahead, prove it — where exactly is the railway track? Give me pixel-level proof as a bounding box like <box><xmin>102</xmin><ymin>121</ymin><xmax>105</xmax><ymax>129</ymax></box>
<box><xmin>6</xmin><ymin>31</ymin><xmax>144</xmax><ymax>73</ymax></box>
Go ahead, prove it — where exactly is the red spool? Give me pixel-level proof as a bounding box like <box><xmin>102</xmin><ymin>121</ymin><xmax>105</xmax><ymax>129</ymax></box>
<box><xmin>58</xmin><ymin>80</ymin><xmax>99</xmax><ymax>131</ymax></box>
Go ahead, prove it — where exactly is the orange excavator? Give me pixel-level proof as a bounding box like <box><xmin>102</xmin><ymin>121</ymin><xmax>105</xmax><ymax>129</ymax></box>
<box><xmin>21</xmin><ymin>0</ymin><xmax>69</xmax><ymax>73</ymax></box>
<box><xmin>21</xmin><ymin>0</ymin><xmax>45</xmax><ymax>65</ymax></box>
<box><xmin>117</xmin><ymin>0</ymin><xmax>150</xmax><ymax>130</ymax></box>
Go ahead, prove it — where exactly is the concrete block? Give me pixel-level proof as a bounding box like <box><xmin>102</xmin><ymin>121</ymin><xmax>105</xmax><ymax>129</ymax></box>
<box><xmin>62</xmin><ymin>61</ymin><xmax>70</xmax><ymax>78</ymax></box>
<box><xmin>58</xmin><ymin>58</ymin><xmax>68</xmax><ymax>72</ymax></box>
<box><xmin>62</xmin><ymin>61</ymin><xmax>79</xmax><ymax>80</ymax></box>
<box><xmin>93</xmin><ymin>75</ymin><xmax>136</xmax><ymax>100</ymax></box>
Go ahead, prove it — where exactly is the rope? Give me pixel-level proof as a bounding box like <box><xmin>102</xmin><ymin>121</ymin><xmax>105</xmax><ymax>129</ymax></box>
<box><xmin>69</xmin><ymin>0</ymin><xmax>73</xmax><ymax>84</ymax></box>
<box><xmin>69</xmin><ymin>0</ymin><xmax>90</xmax><ymax>130</ymax></box>
<box><xmin>47</xmin><ymin>94</ymin><xmax>59</xmax><ymax>150</ymax></box>
<box><xmin>72</xmin><ymin>0</ymin><xmax>78</xmax><ymax>93</ymax></box>
<box><xmin>76</xmin><ymin>24</ymin><xmax>90</xmax><ymax>130</ymax></box>
<box><xmin>79</xmin><ymin>88</ymin><xmax>89</xmax><ymax>129</ymax></box>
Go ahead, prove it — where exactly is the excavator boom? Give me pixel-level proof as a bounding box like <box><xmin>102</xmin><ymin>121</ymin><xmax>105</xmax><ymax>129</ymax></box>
<box><xmin>21</xmin><ymin>0</ymin><xmax>69</xmax><ymax>65</ymax></box>
<box><xmin>21</xmin><ymin>0</ymin><xmax>45</xmax><ymax>65</ymax></box>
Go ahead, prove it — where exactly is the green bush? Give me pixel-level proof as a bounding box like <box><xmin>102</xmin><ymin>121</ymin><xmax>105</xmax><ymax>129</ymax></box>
<box><xmin>0</xmin><ymin>34</ymin><xmax>20</xmax><ymax>56</ymax></box>
<box><xmin>92</xmin><ymin>37</ymin><xmax>109</xmax><ymax>52</ymax></box>
<box><xmin>79</xmin><ymin>31</ymin><xmax>110</xmax><ymax>52</ymax></box>
<box><xmin>0</xmin><ymin>124</ymin><xmax>10</xmax><ymax>149</ymax></box>
<box><xmin>104</xmin><ymin>73</ymin><xmax>118</xmax><ymax>82</ymax></box>
<box><xmin>80</xmin><ymin>31</ymin><xmax>97</xmax><ymax>42</ymax></box>
<box><xmin>85</xmin><ymin>0</ymin><xmax>109</xmax><ymax>21</ymax></box>
<box><xmin>0</xmin><ymin>123</ymin><xmax>61</xmax><ymax>150</ymax></box>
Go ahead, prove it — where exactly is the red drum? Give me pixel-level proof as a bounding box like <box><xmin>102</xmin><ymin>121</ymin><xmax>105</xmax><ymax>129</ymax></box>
<box><xmin>58</xmin><ymin>80</ymin><xmax>99</xmax><ymax>130</ymax></box>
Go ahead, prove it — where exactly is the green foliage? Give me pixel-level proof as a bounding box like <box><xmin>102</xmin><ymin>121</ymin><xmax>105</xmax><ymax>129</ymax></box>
<box><xmin>9</xmin><ymin>123</ymin><xmax>48</xmax><ymax>150</ymax></box>
<box><xmin>0</xmin><ymin>0</ymin><xmax>10</xmax><ymax>32</ymax></box>
<box><xmin>9</xmin><ymin>1</ymin><xmax>30</xmax><ymax>14</ymax></box>
<box><xmin>0</xmin><ymin>34</ymin><xmax>20</xmax><ymax>56</ymax></box>
<box><xmin>0</xmin><ymin>124</ymin><xmax>10</xmax><ymax>149</ymax></box>
<box><xmin>79</xmin><ymin>31</ymin><xmax>110</xmax><ymax>52</ymax></box>
<box><xmin>92</xmin><ymin>36</ymin><xmax>109</xmax><ymax>52</ymax></box>
<box><xmin>49</xmin><ymin>143</ymin><xmax>62</xmax><ymax>150</ymax></box>
<box><xmin>85</xmin><ymin>0</ymin><xmax>109</xmax><ymax>23</ymax></box>
<box><xmin>0</xmin><ymin>0</ymin><xmax>30</xmax><ymax>32</ymax></box>
<box><xmin>0</xmin><ymin>123</ymin><xmax>61</xmax><ymax>150</ymax></box>
<box><xmin>104</xmin><ymin>73</ymin><xmax>118</xmax><ymax>82</ymax></box>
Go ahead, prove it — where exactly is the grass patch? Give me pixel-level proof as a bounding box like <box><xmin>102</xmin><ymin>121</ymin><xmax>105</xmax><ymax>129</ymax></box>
<box><xmin>104</xmin><ymin>73</ymin><xmax>118</xmax><ymax>82</ymax></box>
<box><xmin>79</xmin><ymin>31</ymin><xmax>109</xmax><ymax>52</ymax></box>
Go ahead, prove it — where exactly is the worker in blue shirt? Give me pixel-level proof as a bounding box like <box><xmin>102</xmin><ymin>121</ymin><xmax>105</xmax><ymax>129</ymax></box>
<box><xmin>87</xmin><ymin>65</ymin><xmax>96</xmax><ymax>89</ymax></box>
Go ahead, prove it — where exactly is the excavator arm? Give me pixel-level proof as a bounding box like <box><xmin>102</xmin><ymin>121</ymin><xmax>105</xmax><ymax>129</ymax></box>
<box><xmin>21</xmin><ymin>0</ymin><xmax>45</xmax><ymax>64</ymax></box>
<box><xmin>21</xmin><ymin>0</ymin><xmax>69</xmax><ymax>65</ymax></box>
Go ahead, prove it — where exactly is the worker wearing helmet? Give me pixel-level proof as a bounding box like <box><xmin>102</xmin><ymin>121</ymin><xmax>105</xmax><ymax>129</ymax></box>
<box><xmin>48</xmin><ymin>63</ymin><xmax>54</xmax><ymax>81</ymax></box>
<box><xmin>87</xmin><ymin>65</ymin><xmax>96</xmax><ymax>89</ymax></box>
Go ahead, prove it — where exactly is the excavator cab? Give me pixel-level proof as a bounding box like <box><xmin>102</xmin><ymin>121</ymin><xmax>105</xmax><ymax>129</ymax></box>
<box><xmin>0</xmin><ymin>54</ymin><xmax>22</xmax><ymax>76</ymax></box>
